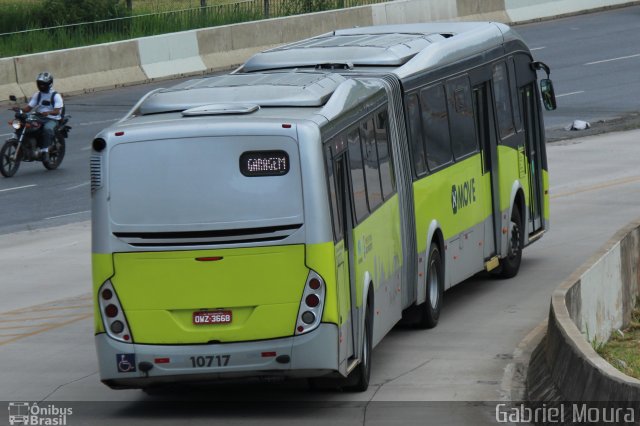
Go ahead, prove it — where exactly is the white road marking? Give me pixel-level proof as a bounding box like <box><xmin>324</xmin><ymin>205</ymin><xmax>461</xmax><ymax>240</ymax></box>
<box><xmin>585</xmin><ymin>53</ymin><xmax>640</xmax><ymax>66</ymax></box>
<box><xmin>530</xmin><ymin>46</ymin><xmax>546</xmax><ymax>51</ymax></box>
<box><xmin>44</xmin><ymin>210</ymin><xmax>90</xmax><ymax>220</ymax></box>
<box><xmin>0</xmin><ymin>184</ymin><xmax>36</xmax><ymax>193</ymax></box>
<box><xmin>556</xmin><ymin>91</ymin><xmax>585</xmax><ymax>98</ymax></box>
<box><xmin>0</xmin><ymin>133</ymin><xmax>13</xmax><ymax>138</ymax></box>
<box><xmin>65</xmin><ymin>182</ymin><xmax>90</xmax><ymax>191</ymax></box>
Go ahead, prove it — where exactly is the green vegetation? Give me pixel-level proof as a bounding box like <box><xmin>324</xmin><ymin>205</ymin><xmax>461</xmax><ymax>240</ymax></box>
<box><xmin>0</xmin><ymin>0</ymin><xmax>385</xmax><ymax>58</ymax></box>
<box><xmin>597</xmin><ymin>303</ymin><xmax>640</xmax><ymax>380</ymax></box>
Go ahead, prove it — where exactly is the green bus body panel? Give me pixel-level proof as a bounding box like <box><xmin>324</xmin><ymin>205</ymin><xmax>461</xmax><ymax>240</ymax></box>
<box><xmin>93</xmin><ymin>243</ymin><xmax>341</xmax><ymax>342</ymax></box>
<box><xmin>351</xmin><ymin>194</ymin><xmax>403</xmax><ymax>309</ymax></box>
<box><xmin>498</xmin><ymin>145</ymin><xmax>529</xmax><ymax>212</ymax></box>
<box><xmin>109</xmin><ymin>245</ymin><xmax>311</xmax><ymax>344</ymax></box>
<box><xmin>413</xmin><ymin>154</ymin><xmax>490</xmax><ymax>253</ymax></box>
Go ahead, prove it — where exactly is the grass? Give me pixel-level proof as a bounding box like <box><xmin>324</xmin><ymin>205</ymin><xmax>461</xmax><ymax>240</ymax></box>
<box><xmin>0</xmin><ymin>0</ymin><xmax>386</xmax><ymax>57</ymax></box>
<box><xmin>597</xmin><ymin>302</ymin><xmax>640</xmax><ymax>380</ymax></box>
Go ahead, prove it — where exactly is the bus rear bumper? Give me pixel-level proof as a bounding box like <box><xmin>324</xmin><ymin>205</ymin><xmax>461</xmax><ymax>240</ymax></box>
<box><xmin>96</xmin><ymin>323</ymin><xmax>340</xmax><ymax>389</ymax></box>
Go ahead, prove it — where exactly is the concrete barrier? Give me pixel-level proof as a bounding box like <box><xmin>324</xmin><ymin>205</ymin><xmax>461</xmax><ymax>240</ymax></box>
<box><xmin>14</xmin><ymin>41</ymin><xmax>147</xmax><ymax>98</ymax></box>
<box><xmin>138</xmin><ymin>30</ymin><xmax>207</xmax><ymax>80</ymax></box>
<box><xmin>527</xmin><ymin>219</ymin><xmax>640</xmax><ymax>404</ymax></box>
<box><xmin>197</xmin><ymin>7</ymin><xmax>374</xmax><ymax>72</ymax></box>
<box><xmin>0</xmin><ymin>58</ymin><xmax>24</xmax><ymax>102</ymax></box>
<box><xmin>1</xmin><ymin>0</ymin><xmax>638</xmax><ymax>103</ymax></box>
<box><xmin>505</xmin><ymin>0</ymin><xmax>636</xmax><ymax>23</ymax></box>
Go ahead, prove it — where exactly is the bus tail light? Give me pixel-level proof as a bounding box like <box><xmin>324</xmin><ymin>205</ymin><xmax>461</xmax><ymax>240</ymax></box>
<box><xmin>294</xmin><ymin>271</ymin><xmax>325</xmax><ymax>335</ymax></box>
<box><xmin>98</xmin><ymin>280</ymin><xmax>133</xmax><ymax>343</ymax></box>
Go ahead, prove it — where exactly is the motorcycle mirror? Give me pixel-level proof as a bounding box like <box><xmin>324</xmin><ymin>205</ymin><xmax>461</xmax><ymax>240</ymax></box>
<box><xmin>9</xmin><ymin>95</ymin><xmax>17</xmax><ymax>102</ymax></box>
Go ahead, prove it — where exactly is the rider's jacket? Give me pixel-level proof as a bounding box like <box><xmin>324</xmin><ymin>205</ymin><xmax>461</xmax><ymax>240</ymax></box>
<box><xmin>28</xmin><ymin>90</ymin><xmax>63</xmax><ymax>121</ymax></box>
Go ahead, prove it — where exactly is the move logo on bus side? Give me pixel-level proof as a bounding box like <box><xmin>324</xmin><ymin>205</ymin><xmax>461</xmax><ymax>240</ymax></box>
<box><xmin>451</xmin><ymin>178</ymin><xmax>477</xmax><ymax>215</ymax></box>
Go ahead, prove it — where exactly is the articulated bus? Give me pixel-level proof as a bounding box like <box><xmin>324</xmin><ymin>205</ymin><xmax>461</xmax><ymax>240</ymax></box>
<box><xmin>91</xmin><ymin>22</ymin><xmax>556</xmax><ymax>391</ymax></box>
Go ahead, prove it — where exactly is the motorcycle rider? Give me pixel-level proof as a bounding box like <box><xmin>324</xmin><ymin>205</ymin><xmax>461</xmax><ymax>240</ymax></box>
<box><xmin>19</xmin><ymin>72</ymin><xmax>64</xmax><ymax>160</ymax></box>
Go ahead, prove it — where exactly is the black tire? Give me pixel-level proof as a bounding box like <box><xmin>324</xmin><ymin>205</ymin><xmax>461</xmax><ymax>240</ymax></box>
<box><xmin>43</xmin><ymin>138</ymin><xmax>65</xmax><ymax>171</ymax></box>
<box><xmin>416</xmin><ymin>243</ymin><xmax>444</xmax><ymax>329</ymax></box>
<box><xmin>498</xmin><ymin>206</ymin><xmax>523</xmax><ymax>279</ymax></box>
<box><xmin>0</xmin><ymin>140</ymin><xmax>21</xmax><ymax>177</ymax></box>
<box><xmin>343</xmin><ymin>296</ymin><xmax>373</xmax><ymax>392</ymax></box>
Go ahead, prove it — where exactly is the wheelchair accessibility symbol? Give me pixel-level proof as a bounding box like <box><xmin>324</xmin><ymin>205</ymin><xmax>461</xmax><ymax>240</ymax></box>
<box><xmin>116</xmin><ymin>353</ymin><xmax>137</xmax><ymax>373</ymax></box>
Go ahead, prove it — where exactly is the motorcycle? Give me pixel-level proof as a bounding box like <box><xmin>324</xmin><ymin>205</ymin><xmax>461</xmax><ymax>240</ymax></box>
<box><xmin>0</xmin><ymin>95</ymin><xmax>71</xmax><ymax>177</ymax></box>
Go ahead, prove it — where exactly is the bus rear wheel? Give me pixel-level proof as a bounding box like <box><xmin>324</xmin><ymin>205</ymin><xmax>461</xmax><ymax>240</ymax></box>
<box><xmin>343</xmin><ymin>297</ymin><xmax>373</xmax><ymax>392</ymax></box>
<box><xmin>497</xmin><ymin>206</ymin><xmax>523</xmax><ymax>278</ymax></box>
<box><xmin>417</xmin><ymin>243</ymin><xmax>443</xmax><ymax>329</ymax></box>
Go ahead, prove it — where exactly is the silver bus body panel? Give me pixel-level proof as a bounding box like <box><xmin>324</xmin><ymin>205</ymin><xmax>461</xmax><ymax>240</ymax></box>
<box><xmin>92</xmin><ymin>74</ymin><xmax>389</xmax><ymax>255</ymax></box>
<box><xmin>96</xmin><ymin>324</ymin><xmax>340</xmax><ymax>387</ymax></box>
<box><xmin>240</xmin><ymin>22</ymin><xmax>524</xmax><ymax>79</ymax></box>
<box><xmin>138</xmin><ymin>73</ymin><xmax>348</xmax><ymax>115</ymax></box>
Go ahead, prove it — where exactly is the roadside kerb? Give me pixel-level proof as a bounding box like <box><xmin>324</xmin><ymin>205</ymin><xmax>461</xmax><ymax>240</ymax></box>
<box><xmin>527</xmin><ymin>218</ymin><xmax>640</xmax><ymax>403</ymax></box>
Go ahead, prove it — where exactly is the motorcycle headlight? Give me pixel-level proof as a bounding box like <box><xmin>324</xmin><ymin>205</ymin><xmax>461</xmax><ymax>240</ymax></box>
<box><xmin>11</xmin><ymin>121</ymin><xmax>22</xmax><ymax>130</ymax></box>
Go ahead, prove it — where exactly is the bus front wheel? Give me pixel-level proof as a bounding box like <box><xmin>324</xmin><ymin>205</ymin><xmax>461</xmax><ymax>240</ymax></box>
<box><xmin>497</xmin><ymin>206</ymin><xmax>523</xmax><ymax>278</ymax></box>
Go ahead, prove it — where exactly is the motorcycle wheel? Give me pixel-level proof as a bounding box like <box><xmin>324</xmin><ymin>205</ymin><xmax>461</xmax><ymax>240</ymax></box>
<box><xmin>43</xmin><ymin>138</ymin><xmax>65</xmax><ymax>171</ymax></box>
<box><xmin>0</xmin><ymin>139</ymin><xmax>21</xmax><ymax>178</ymax></box>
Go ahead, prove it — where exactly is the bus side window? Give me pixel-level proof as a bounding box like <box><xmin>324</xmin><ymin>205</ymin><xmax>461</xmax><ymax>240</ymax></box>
<box><xmin>406</xmin><ymin>94</ymin><xmax>427</xmax><ymax>177</ymax></box>
<box><xmin>420</xmin><ymin>84</ymin><xmax>452</xmax><ymax>170</ymax></box>
<box><xmin>360</xmin><ymin>117</ymin><xmax>383</xmax><ymax>211</ymax></box>
<box><xmin>348</xmin><ymin>127</ymin><xmax>369</xmax><ymax>223</ymax></box>
<box><xmin>492</xmin><ymin>62</ymin><xmax>515</xmax><ymax>139</ymax></box>
<box><xmin>375</xmin><ymin>109</ymin><xmax>396</xmax><ymax>200</ymax></box>
<box><xmin>325</xmin><ymin>143</ymin><xmax>342</xmax><ymax>241</ymax></box>
<box><xmin>508</xmin><ymin>57</ymin><xmax>523</xmax><ymax>132</ymax></box>
<box><xmin>446</xmin><ymin>75</ymin><xmax>477</xmax><ymax>160</ymax></box>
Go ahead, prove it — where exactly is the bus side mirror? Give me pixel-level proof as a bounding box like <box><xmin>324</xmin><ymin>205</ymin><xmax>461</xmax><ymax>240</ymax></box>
<box><xmin>540</xmin><ymin>79</ymin><xmax>557</xmax><ymax>111</ymax></box>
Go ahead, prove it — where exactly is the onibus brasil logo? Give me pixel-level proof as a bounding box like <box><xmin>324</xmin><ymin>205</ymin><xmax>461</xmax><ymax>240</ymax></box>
<box><xmin>7</xmin><ymin>402</ymin><xmax>73</xmax><ymax>425</ymax></box>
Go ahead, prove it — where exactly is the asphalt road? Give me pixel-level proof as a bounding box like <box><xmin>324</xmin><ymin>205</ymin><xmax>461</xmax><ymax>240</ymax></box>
<box><xmin>2</xmin><ymin>5</ymin><xmax>640</xmax><ymax>234</ymax></box>
<box><xmin>1</xmin><ymin>6</ymin><xmax>640</xmax><ymax>425</ymax></box>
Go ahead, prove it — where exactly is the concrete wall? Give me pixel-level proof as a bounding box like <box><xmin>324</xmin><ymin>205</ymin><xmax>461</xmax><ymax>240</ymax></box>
<box><xmin>1</xmin><ymin>0</ymin><xmax>638</xmax><ymax>102</ymax></box>
<box><xmin>528</xmin><ymin>219</ymin><xmax>640</xmax><ymax>403</ymax></box>
<box><xmin>506</xmin><ymin>0</ymin><xmax>635</xmax><ymax>23</ymax></box>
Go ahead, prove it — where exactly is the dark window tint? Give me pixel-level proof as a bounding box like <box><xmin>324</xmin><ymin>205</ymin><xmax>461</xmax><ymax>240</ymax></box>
<box><xmin>493</xmin><ymin>62</ymin><xmax>515</xmax><ymax>139</ymax></box>
<box><xmin>446</xmin><ymin>76</ymin><xmax>477</xmax><ymax>159</ymax></box>
<box><xmin>420</xmin><ymin>85</ymin><xmax>452</xmax><ymax>170</ymax></box>
<box><xmin>508</xmin><ymin>57</ymin><xmax>523</xmax><ymax>132</ymax></box>
<box><xmin>360</xmin><ymin>118</ymin><xmax>383</xmax><ymax>211</ymax></box>
<box><xmin>406</xmin><ymin>94</ymin><xmax>427</xmax><ymax>176</ymax></box>
<box><xmin>348</xmin><ymin>128</ymin><xmax>368</xmax><ymax>223</ymax></box>
<box><xmin>325</xmin><ymin>144</ymin><xmax>342</xmax><ymax>241</ymax></box>
<box><xmin>375</xmin><ymin>110</ymin><xmax>396</xmax><ymax>199</ymax></box>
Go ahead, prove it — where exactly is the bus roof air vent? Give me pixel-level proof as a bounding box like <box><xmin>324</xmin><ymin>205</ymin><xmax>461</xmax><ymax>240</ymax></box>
<box><xmin>137</xmin><ymin>72</ymin><xmax>347</xmax><ymax>115</ymax></box>
<box><xmin>182</xmin><ymin>104</ymin><xmax>260</xmax><ymax>116</ymax></box>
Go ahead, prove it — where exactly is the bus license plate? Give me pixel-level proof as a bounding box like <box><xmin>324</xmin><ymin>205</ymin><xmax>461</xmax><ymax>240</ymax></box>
<box><xmin>193</xmin><ymin>310</ymin><xmax>232</xmax><ymax>325</ymax></box>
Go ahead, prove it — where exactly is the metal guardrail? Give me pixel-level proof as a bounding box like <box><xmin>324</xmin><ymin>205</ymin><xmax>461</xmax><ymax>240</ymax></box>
<box><xmin>0</xmin><ymin>0</ymin><xmax>388</xmax><ymax>58</ymax></box>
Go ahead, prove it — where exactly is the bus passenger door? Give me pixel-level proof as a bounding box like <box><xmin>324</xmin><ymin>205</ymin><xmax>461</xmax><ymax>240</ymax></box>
<box><xmin>333</xmin><ymin>154</ymin><xmax>358</xmax><ymax>362</ymax></box>
<box><xmin>521</xmin><ymin>84</ymin><xmax>544</xmax><ymax>234</ymax></box>
<box><xmin>473</xmin><ymin>83</ymin><xmax>500</xmax><ymax>259</ymax></box>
